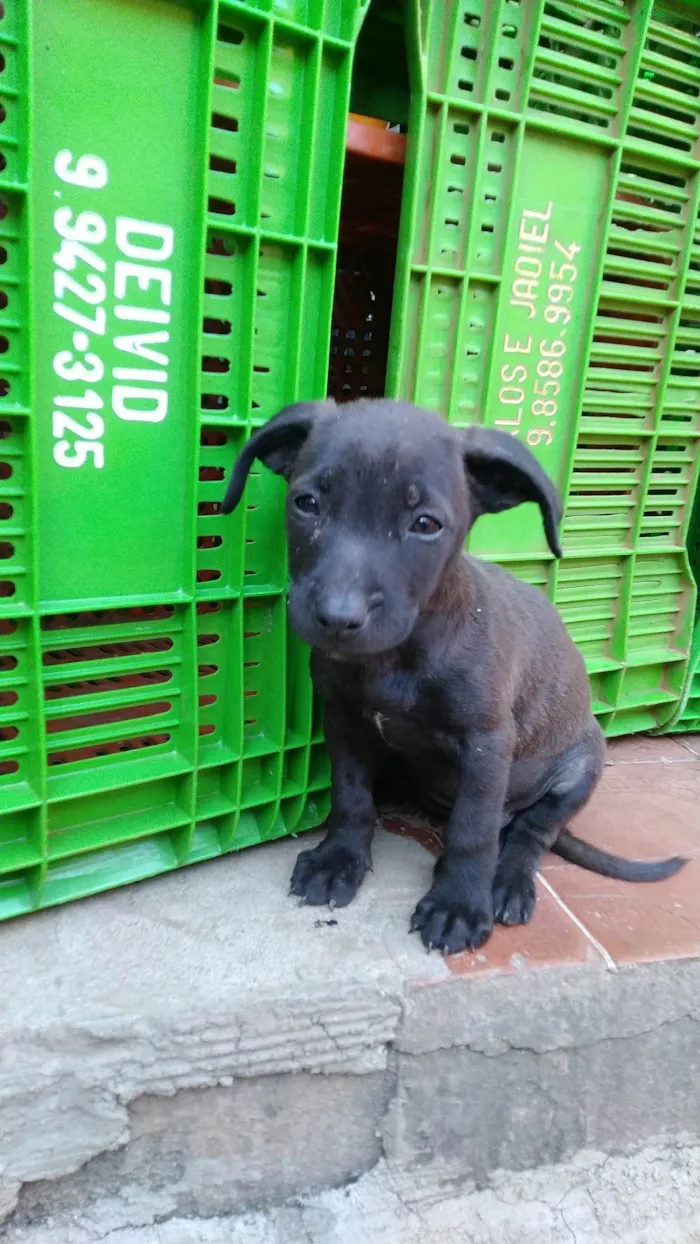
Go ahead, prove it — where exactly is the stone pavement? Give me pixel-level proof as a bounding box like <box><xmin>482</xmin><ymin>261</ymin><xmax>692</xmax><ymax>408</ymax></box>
<box><xmin>1</xmin><ymin>733</ymin><xmax>699</xmax><ymax>1241</ymax></box>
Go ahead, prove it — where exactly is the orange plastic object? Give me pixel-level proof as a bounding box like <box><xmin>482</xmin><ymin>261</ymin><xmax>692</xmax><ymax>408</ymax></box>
<box><xmin>346</xmin><ymin>115</ymin><xmax>406</xmax><ymax>165</ymax></box>
<box><xmin>348</xmin><ymin>112</ymin><xmax>385</xmax><ymax>128</ymax></box>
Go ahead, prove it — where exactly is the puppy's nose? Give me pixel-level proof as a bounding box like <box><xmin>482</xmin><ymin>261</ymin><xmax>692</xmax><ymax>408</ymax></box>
<box><xmin>315</xmin><ymin>594</ymin><xmax>368</xmax><ymax>634</ymax></box>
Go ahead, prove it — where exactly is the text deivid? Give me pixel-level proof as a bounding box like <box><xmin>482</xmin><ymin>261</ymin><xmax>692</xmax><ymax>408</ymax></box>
<box><xmin>50</xmin><ymin>150</ymin><xmax>175</xmax><ymax>469</ymax></box>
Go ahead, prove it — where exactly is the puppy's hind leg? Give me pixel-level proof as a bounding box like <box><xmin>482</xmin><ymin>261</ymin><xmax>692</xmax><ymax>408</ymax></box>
<box><xmin>493</xmin><ymin>727</ymin><xmax>604</xmax><ymax>926</ymax></box>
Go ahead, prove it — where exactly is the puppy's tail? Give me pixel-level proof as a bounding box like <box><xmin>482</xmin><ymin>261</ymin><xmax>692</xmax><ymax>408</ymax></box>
<box><xmin>552</xmin><ymin>829</ymin><xmax>686</xmax><ymax>882</ymax></box>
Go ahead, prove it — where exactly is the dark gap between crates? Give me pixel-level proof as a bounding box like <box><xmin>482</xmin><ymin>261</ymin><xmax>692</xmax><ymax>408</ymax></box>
<box><xmin>327</xmin><ymin>0</ymin><xmax>409</xmax><ymax>405</ymax></box>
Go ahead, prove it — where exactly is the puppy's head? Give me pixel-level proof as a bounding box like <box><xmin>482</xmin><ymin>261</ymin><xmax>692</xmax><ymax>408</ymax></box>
<box><xmin>222</xmin><ymin>399</ymin><xmax>561</xmax><ymax>658</ymax></box>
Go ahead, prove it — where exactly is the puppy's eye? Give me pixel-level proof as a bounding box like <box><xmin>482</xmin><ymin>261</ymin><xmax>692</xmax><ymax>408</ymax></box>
<box><xmin>410</xmin><ymin>515</ymin><xmax>442</xmax><ymax>537</ymax></box>
<box><xmin>294</xmin><ymin>493</ymin><xmax>319</xmax><ymax>516</ymax></box>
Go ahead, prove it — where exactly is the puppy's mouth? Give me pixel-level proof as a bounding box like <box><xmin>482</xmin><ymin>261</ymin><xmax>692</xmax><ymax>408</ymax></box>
<box><xmin>307</xmin><ymin>624</ymin><xmax>399</xmax><ymax>660</ymax></box>
<box><xmin>312</xmin><ymin>632</ymin><xmax>407</xmax><ymax>661</ymax></box>
<box><xmin>287</xmin><ymin>589</ymin><xmax>417</xmax><ymax>659</ymax></box>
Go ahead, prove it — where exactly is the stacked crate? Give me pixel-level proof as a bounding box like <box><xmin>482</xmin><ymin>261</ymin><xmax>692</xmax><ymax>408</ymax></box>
<box><xmin>387</xmin><ymin>0</ymin><xmax>700</xmax><ymax>736</ymax></box>
<box><xmin>2</xmin><ymin>0</ymin><xmax>700</xmax><ymax>919</ymax></box>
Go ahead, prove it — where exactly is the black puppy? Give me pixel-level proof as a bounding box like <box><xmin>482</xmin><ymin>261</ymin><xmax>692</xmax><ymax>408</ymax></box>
<box><xmin>223</xmin><ymin>399</ymin><xmax>684</xmax><ymax>954</ymax></box>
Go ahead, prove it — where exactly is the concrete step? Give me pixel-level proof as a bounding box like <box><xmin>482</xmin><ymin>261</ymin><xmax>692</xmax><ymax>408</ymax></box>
<box><xmin>1</xmin><ymin>822</ymin><xmax>699</xmax><ymax>1240</ymax></box>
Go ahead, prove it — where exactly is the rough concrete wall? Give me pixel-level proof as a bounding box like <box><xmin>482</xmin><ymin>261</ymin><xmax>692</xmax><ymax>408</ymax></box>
<box><xmin>8</xmin><ymin>1072</ymin><xmax>392</xmax><ymax>1225</ymax></box>
<box><xmin>4</xmin><ymin>958</ymin><xmax>700</xmax><ymax>1236</ymax></box>
<box><xmin>386</xmin><ymin>1017</ymin><xmax>700</xmax><ymax>1176</ymax></box>
<box><xmin>388</xmin><ymin>960</ymin><xmax>700</xmax><ymax>1175</ymax></box>
<box><xmin>0</xmin><ymin>988</ymin><xmax>401</xmax><ymax>1220</ymax></box>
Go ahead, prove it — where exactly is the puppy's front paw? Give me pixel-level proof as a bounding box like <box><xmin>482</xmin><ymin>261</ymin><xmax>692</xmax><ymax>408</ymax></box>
<box><xmin>410</xmin><ymin>887</ymin><xmax>493</xmax><ymax>955</ymax></box>
<box><xmin>290</xmin><ymin>842</ymin><xmax>370</xmax><ymax>908</ymax></box>
<box><xmin>492</xmin><ymin>866</ymin><xmax>537</xmax><ymax>926</ymax></box>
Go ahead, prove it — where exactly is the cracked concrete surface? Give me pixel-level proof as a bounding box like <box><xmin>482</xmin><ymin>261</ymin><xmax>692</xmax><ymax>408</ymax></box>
<box><xmin>3</xmin><ymin>1144</ymin><xmax>699</xmax><ymax>1243</ymax></box>
<box><xmin>1</xmin><ymin>832</ymin><xmax>699</xmax><ymax>1237</ymax></box>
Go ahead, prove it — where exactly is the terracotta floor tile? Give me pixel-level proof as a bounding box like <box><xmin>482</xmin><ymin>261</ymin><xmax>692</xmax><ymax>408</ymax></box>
<box><xmin>383</xmin><ymin>812</ymin><xmax>442</xmax><ymax>858</ymax></box>
<box><xmin>542</xmin><ymin>850</ymin><xmax>699</xmax><ymax>902</ymax></box>
<box><xmin>605</xmin><ymin>735</ymin><xmax>696</xmax><ymax>765</ymax></box>
<box><xmin>383</xmin><ymin>814</ymin><xmax>603</xmax><ymax>976</ymax></box>
<box><xmin>543</xmin><ymin>855</ymin><xmax>700</xmax><ymax>966</ymax></box>
<box><xmin>676</xmin><ymin>734</ymin><xmax>700</xmax><ymax>759</ymax></box>
<box><xmin>382</xmin><ymin>742</ymin><xmax>700</xmax><ymax>972</ymax></box>
<box><xmin>542</xmin><ymin>762</ymin><xmax>700</xmax><ymax>966</ymax></box>
<box><xmin>594</xmin><ymin>764</ymin><xmax>700</xmax><ymax>807</ymax></box>
<box><xmin>540</xmin><ymin>773</ymin><xmax>700</xmax><ymax>866</ymax></box>
<box><xmin>444</xmin><ymin>880</ymin><xmax>605</xmax><ymax>976</ymax></box>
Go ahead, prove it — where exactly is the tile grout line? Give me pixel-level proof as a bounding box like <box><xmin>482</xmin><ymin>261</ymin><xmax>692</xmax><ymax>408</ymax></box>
<box><xmin>537</xmin><ymin>872</ymin><xmax>618</xmax><ymax>972</ymax></box>
<box><xmin>605</xmin><ymin>756</ymin><xmax>699</xmax><ymax>767</ymax></box>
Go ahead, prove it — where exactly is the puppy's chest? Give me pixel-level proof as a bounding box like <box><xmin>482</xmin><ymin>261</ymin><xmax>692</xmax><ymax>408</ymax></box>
<box><xmin>363</xmin><ymin>668</ymin><xmax>419</xmax><ymax>717</ymax></box>
<box><xmin>361</xmin><ymin>671</ymin><xmax>454</xmax><ymax>752</ymax></box>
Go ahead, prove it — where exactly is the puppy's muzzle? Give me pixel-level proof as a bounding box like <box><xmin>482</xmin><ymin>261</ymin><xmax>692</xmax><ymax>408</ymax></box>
<box><xmin>312</xmin><ymin>588</ymin><xmax>384</xmax><ymax>641</ymax></box>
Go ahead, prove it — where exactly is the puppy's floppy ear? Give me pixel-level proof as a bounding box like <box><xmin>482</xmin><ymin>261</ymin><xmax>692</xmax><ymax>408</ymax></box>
<box><xmin>222</xmin><ymin>400</ymin><xmax>333</xmax><ymax>515</ymax></box>
<box><xmin>462</xmin><ymin>425</ymin><xmax>562</xmax><ymax>558</ymax></box>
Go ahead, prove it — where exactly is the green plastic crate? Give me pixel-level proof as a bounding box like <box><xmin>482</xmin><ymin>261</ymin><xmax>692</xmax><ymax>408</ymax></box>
<box><xmin>666</xmin><ymin>621</ymin><xmax>700</xmax><ymax>729</ymax></box>
<box><xmin>387</xmin><ymin>0</ymin><xmax>700</xmax><ymax>737</ymax></box>
<box><xmin>4</xmin><ymin>0</ymin><xmax>700</xmax><ymax>921</ymax></box>
<box><xmin>0</xmin><ymin>0</ymin><xmax>367</xmax><ymax>918</ymax></box>
<box><xmin>665</xmin><ymin>475</ymin><xmax>700</xmax><ymax>730</ymax></box>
